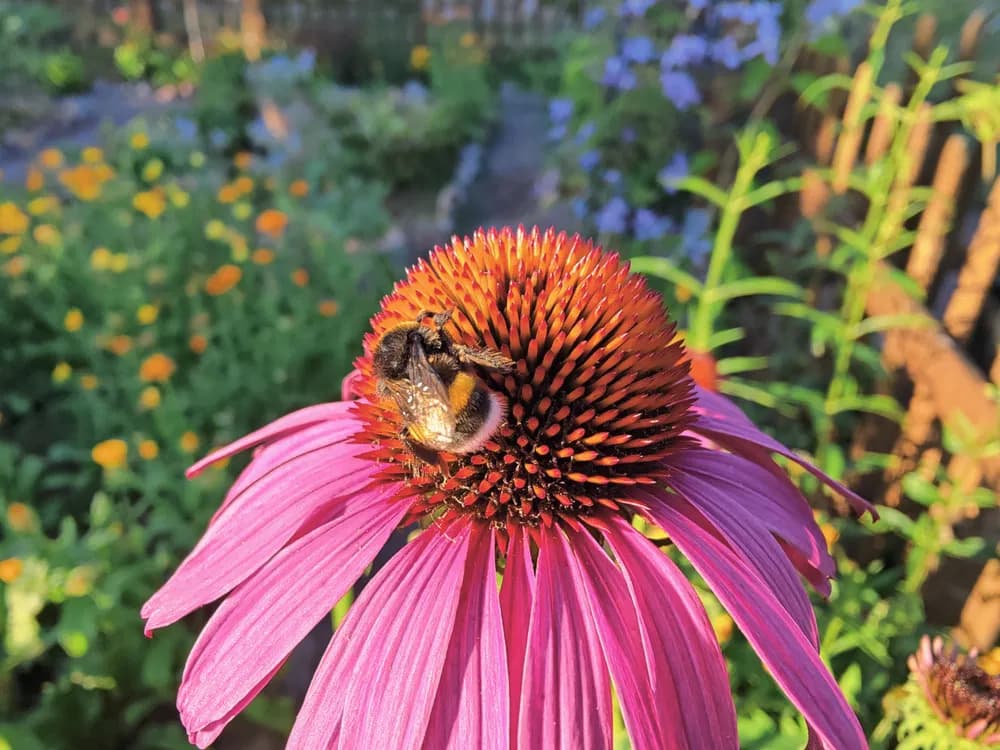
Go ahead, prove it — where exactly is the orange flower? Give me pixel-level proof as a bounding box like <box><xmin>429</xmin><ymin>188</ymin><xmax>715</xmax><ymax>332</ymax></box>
<box><xmin>140</xmin><ymin>353</ymin><xmax>176</xmax><ymax>383</ymax></box>
<box><xmin>91</xmin><ymin>438</ymin><xmax>128</xmax><ymax>470</ymax></box>
<box><xmin>138</xmin><ymin>439</ymin><xmax>159</xmax><ymax>460</ymax></box>
<box><xmin>179</xmin><ymin>431</ymin><xmax>200</xmax><ymax>453</ymax></box>
<box><xmin>205</xmin><ymin>264</ymin><xmax>242</xmax><ymax>296</ymax></box>
<box><xmin>7</xmin><ymin>502</ymin><xmax>36</xmax><ymax>532</ymax></box>
<box><xmin>59</xmin><ymin>165</ymin><xmax>106</xmax><ymax>201</ymax></box>
<box><xmin>80</xmin><ymin>374</ymin><xmax>99</xmax><ymax>390</ymax></box>
<box><xmin>32</xmin><ymin>224</ymin><xmax>61</xmax><ymax>246</ymax></box>
<box><xmin>64</xmin><ymin>308</ymin><xmax>84</xmax><ymax>332</ymax></box>
<box><xmin>133</xmin><ymin>189</ymin><xmax>167</xmax><ymax>219</ymax></box>
<box><xmin>0</xmin><ymin>202</ymin><xmax>29</xmax><ymax>235</ymax></box>
<box><xmin>217</xmin><ymin>184</ymin><xmax>241</xmax><ymax>204</ymax></box>
<box><xmin>318</xmin><ymin>299</ymin><xmax>339</xmax><ymax>317</ymax></box>
<box><xmin>255</xmin><ymin>209</ymin><xmax>288</xmax><ymax>238</ymax></box>
<box><xmin>38</xmin><ymin>147</ymin><xmax>64</xmax><ymax>169</ymax></box>
<box><xmin>234</xmin><ymin>151</ymin><xmax>253</xmax><ymax>170</ymax></box>
<box><xmin>189</xmin><ymin>334</ymin><xmax>208</xmax><ymax>354</ymax></box>
<box><xmin>0</xmin><ymin>557</ymin><xmax>24</xmax><ymax>583</ymax></box>
<box><xmin>3</xmin><ymin>256</ymin><xmax>27</xmax><ymax>277</ymax></box>
<box><xmin>289</xmin><ymin>179</ymin><xmax>309</xmax><ymax>197</ymax></box>
<box><xmin>25</xmin><ymin>167</ymin><xmax>44</xmax><ymax>192</ymax></box>
<box><xmin>139</xmin><ymin>386</ymin><xmax>161</xmax><ymax>409</ymax></box>
<box><xmin>233</xmin><ymin>176</ymin><xmax>254</xmax><ymax>195</ymax></box>
<box><xmin>686</xmin><ymin>350</ymin><xmax>719</xmax><ymax>393</ymax></box>
<box><xmin>81</xmin><ymin>146</ymin><xmax>104</xmax><ymax>163</ymax></box>
<box><xmin>291</xmin><ymin>268</ymin><xmax>309</xmax><ymax>287</ymax></box>
<box><xmin>251</xmin><ymin>248</ymin><xmax>274</xmax><ymax>265</ymax></box>
<box><xmin>106</xmin><ymin>334</ymin><xmax>133</xmax><ymax>356</ymax></box>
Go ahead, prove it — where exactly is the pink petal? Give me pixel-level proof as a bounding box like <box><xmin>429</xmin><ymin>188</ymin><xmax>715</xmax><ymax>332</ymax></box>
<box><xmin>602</xmin><ymin>515</ymin><xmax>739</xmax><ymax>749</ymax></box>
<box><xmin>141</xmin><ymin>433</ymin><xmax>378</xmax><ymax>634</ymax></box>
<box><xmin>658</xmin><ymin>470</ymin><xmax>819</xmax><ymax>647</ymax></box>
<box><xmin>186</xmin><ymin>664</ymin><xmax>283</xmax><ymax>748</ymax></box>
<box><xmin>176</xmin><ymin>485</ymin><xmax>407</xmax><ymax>745</ymax></box>
<box><xmin>690</xmin><ymin>385</ymin><xmax>876</xmax><ymax>519</ymax></box>
<box><xmin>341</xmin><ymin>369</ymin><xmax>364</xmax><ymax>401</ymax></box>
<box><xmin>649</xmin><ymin>499</ymin><xmax>868</xmax><ymax>750</ymax></box>
<box><xmin>287</xmin><ymin>522</ymin><xmax>472</xmax><ymax>750</ymax></box>
<box><xmin>186</xmin><ymin>400</ymin><xmax>351</xmax><ymax>478</ymax></box>
<box><xmin>518</xmin><ymin>527</ymin><xmax>612</xmax><ymax>750</ymax></box>
<box><xmin>667</xmin><ymin>448</ymin><xmax>833</xmax><ymax>579</ymax></box>
<box><xmin>499</xmin><ymin>526</ymin><xmax>534</xmax><ymax>749</ymax></box>
<box><xmin>423</xmin><ymin>525</ymin><xmax>509</xmax><ymax>750</ymax></box>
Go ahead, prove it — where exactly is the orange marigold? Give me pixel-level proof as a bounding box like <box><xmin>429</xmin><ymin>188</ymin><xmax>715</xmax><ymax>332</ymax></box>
<box><xmin>0</xmin><ymin>557</ymin><xmax>24</xmax><ymax>583</ymax></box>
<box><xmin>205</xmin><ymin>264</ymin><xmax>242</xmax><ymax>296</ymax></box>
<box><xmin>6</xmin><ymin>502</ymin><xmax>36</xmax><ymax>532</ymax></box>
<box><xmin>255</xmin><ymin>209</ymin><xmax>288</xmax><ymax>238</ymax></box>
<box><xmin>252</xmin><ymin>248</ymin><xmax>274</xmax><ymax>265</ymax></box>
<box><xmin>106</xmin><ymin>334</ymin><xmax>133</xmax><ymax>356</ymax></box>
<box><xmin>0</xmin><ymin>202</ymin><xmax>29</xmax><ymax>235</ymax></box>
<box><xmin>133</xmin><ymin>190</ymin><xmax>167</xmax><ymax>219</ymax></box>
<box><xmin>139</xmin><ymin>439</ymin><xmax>159</xmax><ymax>460</ymax></box>
<box><xmin>179</xmin><ymin>431</ymin><xmax>200</xmax><ymax>453</ymax></box>
<box><xmin>189</xmin><ymin>334</ymin><xmax>208</xmax><ymax>354</ymax></box>
<box><xmin>318</xmin><ymin>299</ymin><xmax>339</xmax><ymax>317</ymax></box>
<box><xmin>289</xmin><ymin>179</ymin><xmax>309</xmax><ymax>197</ymax></box>
<box><xmin>91</xmin><ymin>438</ymin><xmax>128</xmax><ymax>470</ymax></box>
<box><xmin>140</xmin><ymin>353</ymin><xmax>176</xmax><ymax>383</ymax></box>
<box><xmin>291</xmin><ymin>268</ymin><xmax>309</xmax><ymax>287</ymax></box>
<box><xmin>25</xmin><ymin>167</ymin><xmax>44</xmax><ymax>192</ymax></box>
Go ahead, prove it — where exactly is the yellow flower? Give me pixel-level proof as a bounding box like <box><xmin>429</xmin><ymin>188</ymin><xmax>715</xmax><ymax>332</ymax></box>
<box><xmin>3</xmin><ymin>256</ymin><xmax>27</xmax><ymax>277</ymax></box>
<box><xmin>233</xmin><ymin>151</ymin><xmax>253</xmax><ymax>170</ymax></box>
<box><xmin>64</xmin><ymin>308</ymin><xmax>84</xmax><ymax>332</ymax></box>
<box><xmin>820</xmin><ymin>522</ymin><xmax>839</xmax><ymax>552</ymax></box>
<box><xmin>91</xmin><ymin>438</ymin><xmax>128</xmax><ymax>470</ymax></box>
<box><xmin>233</xmin><ymin>176</ymin><xmax>254</xmax><ymax>195</ymax></box>
<box><xmin>106</xmin><ymin>334</ymin><xmax>133</xmax><ymax>356</ymax></box>
<box><xmin>0</xmin><ymin>202</ymin><xmax>29</xmax><ymax>235</ymax></box>
<box><xmin>252</xmin><ymin>248</ymin><xmax>274</xmax><ymax>265</ymax></box>
<box><xmin>27</xmin><ymin>196</ymin><xmax>59</xmax><ymax>216</ymax></box>
<box><xmin>136</xmin><ymin>304</ymin><xmax>159</xmax><ymax>325</ymax></box>
<box><xmin>460</xmin><ymin>31</ymin><xmax>478</xmax><ymax>48</ymax></box>
<box><xmin>133</xmin><ymin>190</ymin><xmax>167</xmax><ymax>219</ymax></box>
<box><xmin>230</xmin><ymin>234</ymin><xmax>249</xmax><ymax>261</ymax></box>
<box><xmin>25</xmin><ymin>167</ymin><xmax>44</xmax><ymax>192</ymax></box>
<box><xmin>711</xmin><ymin>612</ymin><xmax>734</xmax><ymax>644</ymax></box>
<box><xmin>291</xmin><ymin>268</ymin><xmax>309</xmax><ymax>287</ymax></box>
<box><xmin>130</xmin><ymin>131</ymin><xmax>150</xmax><ymax>150</ymax></box>
<box><xmin>168</xmin><ymin>185</ymin><xmax>190</xmax><ymax>207</ymax></box>
<box><xmin>81</xmin><ymin>146</ymin><xmax>104</xmax><ymax>163</ymax></box>
<box><xmin>255</xmin><ymin>209</ymin><xmax>288</xmax><ymax>238</ymax></box>
<box><xmin>217</xmin><ymin>183</ymin><xmax>240</xmax><ymax>204</ymax></box>
<box><xmin>190</xmin><ymin>151</ymin><xmax>206</xmax><ymax>168</ymax></box>
<box><xmin>32</xmin><ymin>224</ymin><xmax>61</xmax><ymax>246</ymax></box>
<box><xmin>142</xmin><ymin>158</ymin><xmax>164</xmax><ymax>183</ymax></box>
<box><xmin>179</xmin><ymin>431</ymin><xmax>200</xmax><ymax>453</ymax></box>
<box><xmin>90</xmin><ymin>246</ymin><xmax>112</xmax><ymax>270</ymax></box>
<box><xmin>110</xmin><ymin>253</ymin><xmax>129</xmax><ymax>273</ymax></box>
<box><xmin>80</xmin><ymin>374</ymin><xmax>99</xmax><ymax>390</ymax></box>
<box><xmin>140</xmin><ymin>353</ymin><xmax>176</xmax><ymax>383</ymax></box>
<box><xmin>232</xmin><ymin>201</ymin><xmax>252</xmax><ymax>221</ymax></box>
<box><xmin>0</xmin><ymin>236</ymin><xmax>21</xmax><ymax>254</ymax></box>
<box><xmin>205</xmin><ymin>264</ymin><xmax>242</xmax><ymax>296</ymax></box>
<box><xmin>0</xmin><ymin>557</ymin><xmax>24</xmax><ymax>583</ymax></box>
<box><xmin>289</xmin><ymin>179</ymin><xmax>309</xmax><ymax>197</ymax></box>
<box><xmin>980</xmin><ymin>647</ymin><xmax>1000</xmax><ymax>676</ymax></box>
<box><xmin>138</xmin><ymin>439</ymin><xmax>159</xmax><ymax>460</ymax></box>
<box><xmin>318</xmin><ymin>299</ymin><xmax>339</xmax><ymax>317</ymax></box>
<box><xmin>139</xmin><ymin>386</ymin><xmax>161</xmax><ymax>409</ymax></box>
<box><xmin>6</xmin><ymin>503</ymin><xmax>36</xmax><ymax>532</ymax></box>
<box><xmin>38</xmin><ymin>147</ymin><xmax>64</xmax><ymax>169</ymax></box>
<box><xmin>52</xmin><ymin>361</ymin><xmax>73</xmax><ymax>383</ymax></box>
<box><xmin>189</xmin><ymin>334</ymin><xmax>208</xmax><ymax>354</ymax></box>
<box><xmin>59</xmin><ymin>165</ymin><xmax>106</xmax><ymax>201</ymax></box>
<box><xmin>410</xmin><ymin>44</ymin><xmax>431</xmax><ymax>70</ymax></box>
<box><xmin>205</xmin><ymin>219</ymin><xmax>228</xmax><ymax>240</ymax></box>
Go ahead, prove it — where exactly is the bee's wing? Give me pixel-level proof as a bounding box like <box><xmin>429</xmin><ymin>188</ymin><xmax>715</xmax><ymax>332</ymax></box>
<box><xmin>405</xmin><ymin>338</ymin><xmax>451</xmax><ymax>404</ymax></box>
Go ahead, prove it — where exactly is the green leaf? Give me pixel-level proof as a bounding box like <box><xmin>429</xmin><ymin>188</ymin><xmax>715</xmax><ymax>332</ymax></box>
<box><xmin>742</xmin><ymin>177</ymin><xmax>803</xmax><ymax>208</ymax></box>
<box><xmin>629</xmin><ymin>256</ymin><xmax>704</xmax><ymax>294</ymax></box>
<box><xmin>849</xmin><ymin>313</ymin><xmax>934</xmax><ymax>339</ymax></box>
<box><xmin>799</xmin><ymin>73</ymin><xmax>854</xmax><ymax>108</ymax></box>
<box><xmin>827</xmin><ymin>394</ymin><xmax>903</xmax><ymax>420</ymax></box>
<box><xmin>716</xmin><ymin>356</ymin><xmax>769</xmax><ymax>376</ymax></box>
<box><xmin>670</xmin><ymin>175</ymin><xmax>729</xmax><ymax>207</ymax></box>
<box><xmin>707</xmin><ymin>327</ymin><xmax>745</xmax><ymax>349</ymax></box>
<box><xmin>705</xmin><ymin>277</ymin><xmax>804</xmax><ymax>303</ymax></box>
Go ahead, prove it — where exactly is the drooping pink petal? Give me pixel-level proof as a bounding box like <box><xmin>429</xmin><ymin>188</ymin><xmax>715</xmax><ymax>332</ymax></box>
<box><xmin>176</xmin><ymin>485</ymin><xmax>407</xmax><ymax>747</ymax></box>
<box><xmin>141</xmin><ymin>435</ymin><xmax>378</xmax><ymax>634</ymax></box>
<box><xmin>657</xmin><ymin>469</ymin><xmax>819</xmax><ymax>646</ymax></box>
<box><xmin>287</xmin><ymin>522</ymin><xmax>471</xmax><ymax>750</ymax></box>
<box><xmin>518</xmin><ymin>527</ymin><xmax>612</xmax><ymax>750</ymax></box>
<box><xmin>650</xmin><ymin>499</ymin><xmax>868</xmax><ymax>750</ymax></box>
<box><xmin>341</xmin><ymin>369</ymin><xmax>364</xmax><ymax>401</ymax></box>
<box><xmin>499</xmin><ymin>526</ymin><xmax>534</xmax><ymax>749</ymax></box>
<box><xmin>186</xmin><ymin>664</ymin><xmax>284</xmax><ymax>748</ymax></box>
<box><xmin>186</xmin><ymin>400</ymin><xmax>351</xmax><ymax>478</ymax></box>
<box><xmin>423</xmin><ymin>524</ymin><xmax>508</xmax><ymax>750</ymax></box>
<box><xmin>690</xmin><ymin>385</ymin><xmax>876</xmax><ymax>519</ymax></box>
<box><xmin>667</xmin><ymin>447</ymin><xmax>833</xmax><ymax>578</ymax></box>
<box><xmin>603</xmin><ymin>515</ymin><xmax>739</xmax><ymax>749</ymax></box>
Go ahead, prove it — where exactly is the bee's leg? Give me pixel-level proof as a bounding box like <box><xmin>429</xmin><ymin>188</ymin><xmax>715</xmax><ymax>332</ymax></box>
<box><xmin>454</xmin><ymin>344</ymin><xmax>516</xmax><ymax>372</ymax></box>
<box><xmin>401</xmin><ymin>431</ymin><xmax>441</xmax><ymax>465</ymax></box>
<box><xmin>431</xmin><ymin>310</ymin><xmax>453</xmax><ymax>328</ymax></box>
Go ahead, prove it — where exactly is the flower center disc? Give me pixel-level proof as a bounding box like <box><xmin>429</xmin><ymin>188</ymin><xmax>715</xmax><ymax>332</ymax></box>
<box><xmin>353</xmin><ymin>227</ymin><xmax>694</xmax><ymax>530</ymax></box>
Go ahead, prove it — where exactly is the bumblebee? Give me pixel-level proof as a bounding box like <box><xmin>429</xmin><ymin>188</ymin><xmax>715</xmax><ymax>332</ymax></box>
<box><xmin>372</xmin><ymin>310</ymin><xmax>514</xmax><ymax>461</ymax></box>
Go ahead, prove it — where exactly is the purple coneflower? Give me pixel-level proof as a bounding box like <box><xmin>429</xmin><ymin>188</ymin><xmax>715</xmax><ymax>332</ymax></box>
<box><xmin>144</xmin><ymin>227</ymin><xmax>873</xmax><ymax>749</ymax></box>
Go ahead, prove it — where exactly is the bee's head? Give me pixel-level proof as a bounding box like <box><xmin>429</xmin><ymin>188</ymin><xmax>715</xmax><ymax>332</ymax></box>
<box><xmin>372</xmin><ymin>324</ymin><xmax>418</xmax><ymax>380</ymax></box>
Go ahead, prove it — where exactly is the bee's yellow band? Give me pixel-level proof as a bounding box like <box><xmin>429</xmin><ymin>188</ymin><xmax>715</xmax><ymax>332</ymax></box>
<box><xmin>449</xmin><ymin>371</ymin><xmax>476</xmax><ymax>413</ymax></box>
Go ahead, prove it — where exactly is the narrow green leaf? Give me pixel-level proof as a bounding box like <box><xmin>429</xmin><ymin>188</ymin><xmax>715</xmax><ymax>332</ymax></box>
<box><xmin>705</xmin><ymin>277</ymin><xmax>804</xmax><ymax>303</ymax></box>
<box><xmin>629</xmin><ymin>256</ymin><xmax>704</xmax><ymax>294</ymax></box>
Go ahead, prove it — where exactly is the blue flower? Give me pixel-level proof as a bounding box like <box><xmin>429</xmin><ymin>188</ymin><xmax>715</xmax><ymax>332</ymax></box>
<box><xmin>688</xmin><ymin>0</ymin><xmax>710</xmax><ymax>8</ymax></box>
<box><xmin>661</xmin><ymin>34</ymin><xmax>708</xmax><ymax>70</ymax></box>
<box><xmin>572</xmin><ymin>197</ymin><xmax>589</xmax><ymax>218</ymax></box>
<box><xmin>681</xmin><ymin>208</ymin><xmax>714</xmax><ymax>263</ymax></box>
<box><xmin>603</xmin><ymin>169</ymin><xmax>622</xmax><ymax>185</ymax></box>
<box><xmin>634</xmin><ymin>209</ymin><xmax>675</xmax><ymax>241</ymax></box>
<box><xmin>174</xmin><ymin>116</ymin><xmax>197</xmax><ymax>143</ymax></box>
<box><xmin>710</xmin><ymin>37</ymin><xmax>743</xmax><ymax>70</ymax></box>
<box><xmin>596</xmin><ymin>196</ymin><xmax>629</xmax><ymax>234</ymax></box>
<box><xmin>575</xmin><ymin>121</ymin><xmax>596</xmax><ymax>144</ymax></box>
<box><xmin>657</xmin><ymin>152</ymin><xmax>690</xmax><ymax>194</ymax></box>
<box><xmin>622</xmin><ymin>36</ymin><xmax>656</xmax><ymax>64</ymax></box>
<box><xmin>579</xmin><ymin>150</ymin><xmax>600</xmax><ymax>172</ymax></box>
<box><xmin>583</xmin><ymin>7</ymin><xmax>606</xmax><ymax>29</ymax></box>
<box><xmin>618</xmin><ymin>0</ymin><xmax>656</xmax><ymax>17</ymax></box>
<box><xmin>602</xmin><ymin>56</ymin><xmax>637</xmax><ymax>90</ymax></box>
<box><xmin>549</xmin><ymin>98</ymin><xmax>574</xmax><ymax>124</ymax></box>
<box><xmin>805</xmin><ymin>0</ymin><xmax>862</xmax><ymax>28</ymax></box>
<box><xmin>548</xmin><ymin>124</ymin><xmax>568</xmax><ymax>142</ymax></box>
<box><xmin>295</xmin><ymin>49</ymin><xmax>316</xmax><ymax>75</ymax></box>
<box><xmin>620</xmin><ymin>127</ymin><xmax>638</xmax><ymax>143</ymax></box>
<box><xmin>660</xmin><ymin>71</ymin><xmax>701</xmax><ymax>110</ymax></box>
<box><xmin>209</xmin><ymin>128</ymin><xmax>230</xmax><ymax>149</ymax></box>
<box><xmin>401</xmin><ymin>80</ymin><xmax>429</xmax><ymax>105</ymax></box>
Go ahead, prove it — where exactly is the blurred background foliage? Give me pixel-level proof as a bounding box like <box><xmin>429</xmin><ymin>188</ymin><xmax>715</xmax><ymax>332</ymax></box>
<box><xmin>0</xmin><ymin>0</ymin><xmax>998</xmax><ymax>748</ymax></box>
